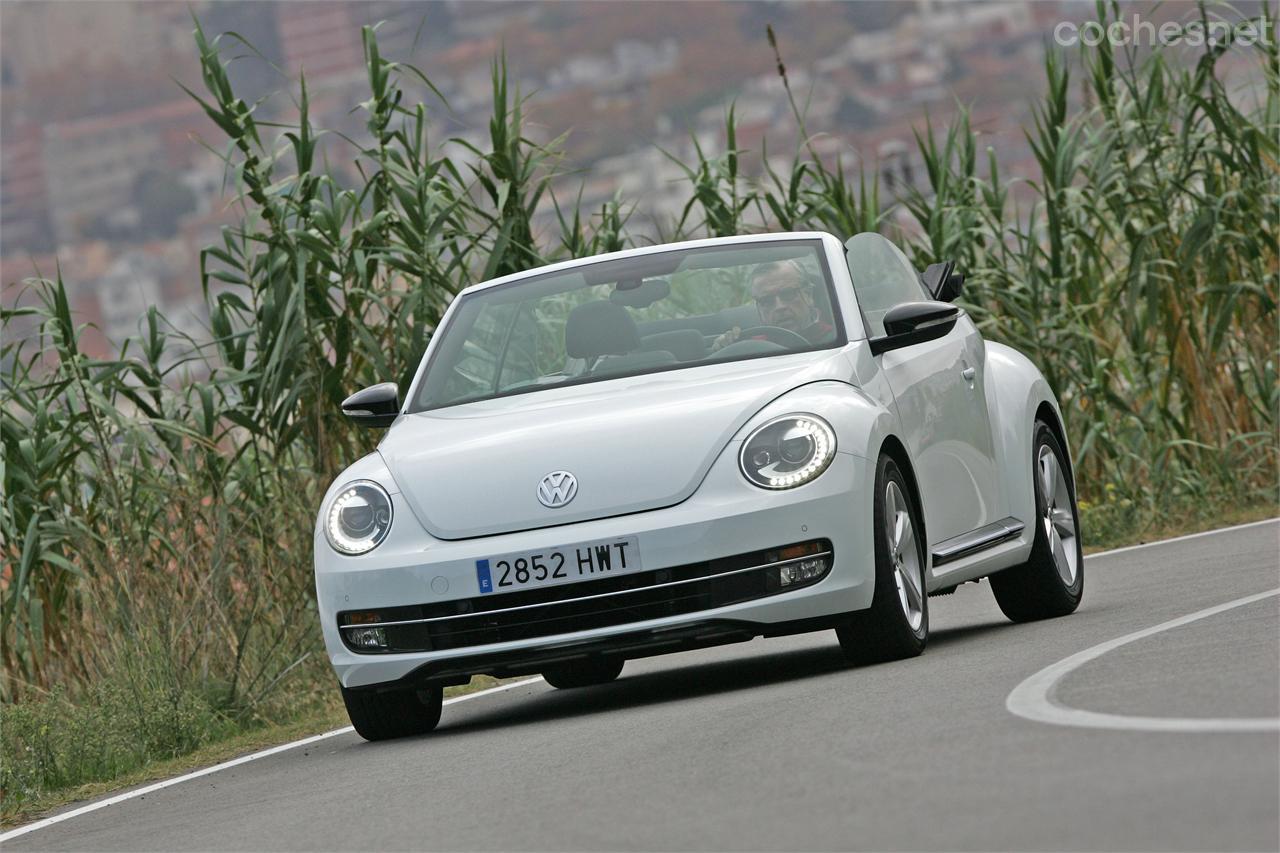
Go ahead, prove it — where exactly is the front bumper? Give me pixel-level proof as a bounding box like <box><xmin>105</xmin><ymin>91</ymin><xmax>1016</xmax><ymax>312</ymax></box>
<box><xmin>316</xmin><ymin>452</ymin><xmax>874</xmax><ymax>688</ymax></box>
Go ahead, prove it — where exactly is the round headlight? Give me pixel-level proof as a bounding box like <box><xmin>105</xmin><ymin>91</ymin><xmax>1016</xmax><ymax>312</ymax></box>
<box><xmin>739</xmin><ymin>415</ymin><xmax>836</xmax><ymax>489</ymax></box>
<box><xmin>324</xmin><ymin>480</ymin><xmax>394</xmax><ymax>555</ymax></box>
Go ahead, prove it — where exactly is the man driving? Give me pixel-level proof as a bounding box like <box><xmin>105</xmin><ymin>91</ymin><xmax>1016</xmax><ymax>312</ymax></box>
<box><xmin>713</xmin><ymin>259</ymin><xmax>835</xmax><ymax>350</ymax></box>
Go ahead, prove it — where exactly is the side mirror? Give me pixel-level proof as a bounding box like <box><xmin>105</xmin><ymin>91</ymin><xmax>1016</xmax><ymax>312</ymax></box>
<box><xmin>920</xmin><ymin>260</ymin><xmax>964</xmax><ymax>303</ymax></box>
<box><xmin>869</xmin><ymin>301</ymin><xmax>960</xmax><ymax>355</ymax></box>
<box><xmin>341</xmin><ymin>383</ymin><xmax>400</xmax><ymax>428</ymax></box>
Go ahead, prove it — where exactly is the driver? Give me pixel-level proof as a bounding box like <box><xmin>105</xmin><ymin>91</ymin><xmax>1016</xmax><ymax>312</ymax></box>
<box><xmin>712</xmin><ymin>259</ymin><xmax>835</xmax><ymax>351</ymax></box>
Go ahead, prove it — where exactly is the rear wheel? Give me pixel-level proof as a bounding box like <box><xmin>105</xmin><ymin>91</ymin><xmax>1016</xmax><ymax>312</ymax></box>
<box><xmin>989</xmin><ymin>421</ymin><xmax>1083</xmax><ymax>622</ymax></box>
<box><xmin>541</xmin><ymin>658</ymin><xmax>624</xmax><ymax>689</ymax></box>
<box><xmin>837</xmin><ymin>455</ymin><xmax>929</xmax><ymax>664</ymax></box>
<box><xmin>341</xmin><ymin>683</ymin><xmax>443</xmax><ymax>741</ymax></box>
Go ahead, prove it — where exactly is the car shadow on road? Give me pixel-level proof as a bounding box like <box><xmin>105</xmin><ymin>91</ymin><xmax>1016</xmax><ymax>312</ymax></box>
<box><xmin>431</xmin><ymin>642</ymin><xmax>852</xmax><ymax>736</ymax></box>
<box><xmin>428</xmin><ymin>618</ymin><xmax>1020</xmax><ymax>737</ymax></box>
<box><xmin>927</xmin><ymin>620</ymin><xmax>1012</xmax><ymax>649</ymax></box>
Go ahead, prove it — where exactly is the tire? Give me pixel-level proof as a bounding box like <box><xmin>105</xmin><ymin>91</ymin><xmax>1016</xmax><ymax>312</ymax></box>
<box><xmin>990</xmin><ymin>420</ymin><xmax>1084</xmax><ymax>622</ymax></box>
<box><xmin>341</xmin><ymin>683</ymin><xmax>443</xmax><ymax>741</ymax></box>
<box><xmin>837</xmin><ymin>454</ymin><xmax>929</xmax><ymax>664</ymax></box>
<box><xmin>541</xmin><ymin>657</ymin><xmax>624</xmax><ymax>689</ymax></box>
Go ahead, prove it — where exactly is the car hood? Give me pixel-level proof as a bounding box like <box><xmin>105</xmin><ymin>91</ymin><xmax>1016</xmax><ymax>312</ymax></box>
<box><xmin>380</xmin><ymin>350</ymin><xmax>852</xmax><ymax>540</ymax></box>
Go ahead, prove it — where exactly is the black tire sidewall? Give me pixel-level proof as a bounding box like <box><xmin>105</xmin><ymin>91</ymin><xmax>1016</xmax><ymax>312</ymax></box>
<box><xmin>542</xmin><ymin>657</ymin><xmax>623</xmax><ymax>689</ymax></box>
<box><xmin>342</xmin><ymin>682</ymin><xmax>442</xmax><ymax>740</ymax></box>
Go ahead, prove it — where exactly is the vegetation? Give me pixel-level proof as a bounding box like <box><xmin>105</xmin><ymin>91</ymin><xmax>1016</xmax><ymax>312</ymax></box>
<box><xmin>2</xmin><ymin>3</ymin><xmax>1276</xmax><ymax>817</ymax></box>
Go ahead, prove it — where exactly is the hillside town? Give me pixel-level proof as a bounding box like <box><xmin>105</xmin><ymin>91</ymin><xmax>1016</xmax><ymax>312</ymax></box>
<box><xmin>4</xmin><ymin>0</ymin><xmax>1084</xmax><ymax>358</ymax></box>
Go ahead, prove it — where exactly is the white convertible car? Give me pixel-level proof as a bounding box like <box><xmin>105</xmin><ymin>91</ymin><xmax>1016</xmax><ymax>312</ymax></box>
<box><xmin>315</xmin><ymin>232</ymin><xmax>1083</xmax><ymax>740</ymax></box>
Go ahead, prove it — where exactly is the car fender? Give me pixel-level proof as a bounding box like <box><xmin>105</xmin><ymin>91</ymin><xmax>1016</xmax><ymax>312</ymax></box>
<box><xmin>313</xmin><ymin>451</ymin><xmax>402</xmax><ymax>542</ymax></box>
<box><xmin>731</xmin><ymin>379</ymin><xmax>890</xmax><ymax>591</ymax></box>
<box><xmin>984</xmin><ymin>341</ymin><xmax>1069</xmax><ymax>528</ymax></box>
<box><xmin>734</xmin><ymin>379</ymin><xmax>899</xmax><ymax>464</ymax></box>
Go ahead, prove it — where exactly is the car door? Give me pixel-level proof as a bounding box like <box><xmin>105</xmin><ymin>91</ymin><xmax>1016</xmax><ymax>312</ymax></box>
<box><xmin>845</xmin><ymin>233</ymin><xmax>1001</xmax><ymax>546</ymax></box>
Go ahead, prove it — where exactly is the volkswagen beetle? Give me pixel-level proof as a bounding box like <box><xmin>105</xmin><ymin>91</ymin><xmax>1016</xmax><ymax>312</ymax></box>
<box><xmin>315</xmin><ymin>231</ymin><xmax>1083</xmax><ymax>740</ymax></box>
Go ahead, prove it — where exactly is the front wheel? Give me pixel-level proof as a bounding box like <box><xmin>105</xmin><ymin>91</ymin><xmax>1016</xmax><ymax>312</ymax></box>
<box><xmin>989</xmin><ymin>420</ymin><xmax>1084</xmax><ymax>622</ymax></box>
<box><xmin>342</xmin><ymin>683</ymin><xmax>443</xmax><ymax>741</ymax></box>
<box><xmin>542</xmin><ymin>657</ymin><xmax>624</xmax><ymax>689</ymax></box>
<box><xmin>837</xmin><ymin>454</ymin><xmax>929</xmax><ymax>665</ymax></box>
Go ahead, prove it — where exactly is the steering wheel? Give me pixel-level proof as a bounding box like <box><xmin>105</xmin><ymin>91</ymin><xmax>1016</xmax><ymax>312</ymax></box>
<box><xmin>737</xmin><ymin>325</ymin><xmax>811</xmax><ymax>349</ymax></box>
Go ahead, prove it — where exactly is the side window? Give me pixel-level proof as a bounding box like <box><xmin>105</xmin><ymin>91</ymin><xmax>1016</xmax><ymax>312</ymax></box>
<box><xmin>844</xmin><ymin>233</ymin><xmax>927</xmax><ymax>338</ymax></box>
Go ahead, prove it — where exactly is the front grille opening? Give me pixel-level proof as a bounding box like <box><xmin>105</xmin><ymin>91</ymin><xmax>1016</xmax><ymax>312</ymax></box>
<box><xmin>339</xmin><ymin>539</ymin><xmax>832</xmax><ymax>654</ymax></box>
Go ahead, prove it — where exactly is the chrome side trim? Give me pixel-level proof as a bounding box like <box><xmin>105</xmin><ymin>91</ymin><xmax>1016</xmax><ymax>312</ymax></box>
<box><xmin>931</xmin><ymin>517</ymin><xmax>1024</xmax><ymax>567</ymax></box>
<box><xmin>341</xmin><ymin>550</ymin><xmax>833</xmax><ymax>632</ymax></box>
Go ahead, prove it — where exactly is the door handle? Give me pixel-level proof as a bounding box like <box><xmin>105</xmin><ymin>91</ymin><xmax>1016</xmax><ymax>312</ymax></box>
<box><xmin>961</xmin><ymin>367</ymin><xmax>976</xmax><ymax>381</ymax></box>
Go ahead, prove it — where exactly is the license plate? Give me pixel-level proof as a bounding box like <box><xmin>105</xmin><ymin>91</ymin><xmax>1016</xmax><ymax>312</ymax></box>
<box><xmin>475</xmin><ymin>535</ymin><xmax>642</xmax><ymax>595</ymax></box>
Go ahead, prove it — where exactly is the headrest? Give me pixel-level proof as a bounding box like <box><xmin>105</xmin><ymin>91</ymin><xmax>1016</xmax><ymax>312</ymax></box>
<box><xmin>640</xmin><ymin>329</ymin><xmax>706</xmax><ymax>362</ymax></box>
<box><xmin>566</xmin><ymin>301</ymin><xmax>640</xmax><ymax>359</ymax></box>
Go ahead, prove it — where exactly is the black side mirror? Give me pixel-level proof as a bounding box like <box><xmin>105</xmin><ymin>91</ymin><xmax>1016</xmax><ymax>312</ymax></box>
<box><xmin>920</xmin><ymin>260</ymin><xmax>964</xmax><ymax>303</ymax></box>
<box><xmin>341</xmin><ymin>383</ymin><xmax>400</xmax><ymax>428</ymax></box>
<box><xmin>869</xmin><ymin>301</ymin><xmax>960</xmax><ymax>355</ymax></box>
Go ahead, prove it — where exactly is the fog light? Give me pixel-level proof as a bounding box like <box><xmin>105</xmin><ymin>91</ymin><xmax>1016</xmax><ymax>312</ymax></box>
<box><xmin>346</xmin><ymin>627</ymin><xmax>387</xmax><ymax>649</ymax></box>
<box><xmin>778</xmin><ymin>556</ymin><xmax>829</xmax><ymax>587</ymax></box>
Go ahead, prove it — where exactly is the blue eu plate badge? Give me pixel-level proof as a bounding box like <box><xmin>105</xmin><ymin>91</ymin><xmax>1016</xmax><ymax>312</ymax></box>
<box><xmin>475</xmin><ymin>559</ymin><xmax>494</xmax><ymax>594</ymax></box>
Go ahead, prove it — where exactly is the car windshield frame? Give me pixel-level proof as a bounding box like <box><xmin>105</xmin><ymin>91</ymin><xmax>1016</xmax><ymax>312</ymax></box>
<box><xmin>408</xmin><ymin>238</ymin><xmax>846</xmax><ymax>413</ymax></box>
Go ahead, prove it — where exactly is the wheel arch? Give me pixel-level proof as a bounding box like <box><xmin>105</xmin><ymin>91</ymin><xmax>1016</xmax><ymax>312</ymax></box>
<box><xmin>984</xmin><ymin>342</ymin><xmax>1071</xmax><ymax>529</ymax></box>
<box><xmin>1034</xmin><ymin>400</ymin><xmax>1075</xmax><ymax>490</ymax></box>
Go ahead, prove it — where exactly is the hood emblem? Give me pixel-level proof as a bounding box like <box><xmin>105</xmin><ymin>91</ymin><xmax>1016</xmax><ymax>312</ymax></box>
<box><xmin>537</xmin><ymin>471</ymin><xmax>578</xmax><ymax>508</ymax></box>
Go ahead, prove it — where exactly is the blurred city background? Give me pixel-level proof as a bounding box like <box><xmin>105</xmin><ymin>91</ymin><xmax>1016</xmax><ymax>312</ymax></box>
<box><xmin>0</xmin><ymin>0</ymin><xmax>1140</xmax><ymax>356</ymax></box>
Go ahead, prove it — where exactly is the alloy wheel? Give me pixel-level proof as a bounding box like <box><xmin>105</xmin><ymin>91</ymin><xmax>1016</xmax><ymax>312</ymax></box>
<box><xmin>885</xmin><ymin>480</ymin><xmax>925</xmax><ymax>631</ymax></box>
<box><xmin>1037</xmin><ymin>445</ymin><xmax>1079</xmax><ymax>587</ymax></box>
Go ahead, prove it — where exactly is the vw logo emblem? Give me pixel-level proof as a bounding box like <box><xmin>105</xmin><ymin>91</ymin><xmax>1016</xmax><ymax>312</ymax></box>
<box><xmin>537</xmin><ymin>471</ymin><xmax>578</xmax><ymax>508</ymax></box>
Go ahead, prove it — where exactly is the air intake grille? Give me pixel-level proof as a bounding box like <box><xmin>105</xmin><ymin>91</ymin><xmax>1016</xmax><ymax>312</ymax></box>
<box><xmin>339</xmin><ymin>541</ymin><xmax>832</xmax><ymax>654</ymax></box>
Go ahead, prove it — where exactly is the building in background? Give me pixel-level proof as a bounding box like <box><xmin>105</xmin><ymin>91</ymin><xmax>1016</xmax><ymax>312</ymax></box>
<box><xmin>0</xmin><ymin>121</ymin><xmax>53</xmax><ymax>252</ymax></box>
<box><xmin>42</xmin><ymin>98</ymin><xmax>206</xmax><ymax>246</ymax></box>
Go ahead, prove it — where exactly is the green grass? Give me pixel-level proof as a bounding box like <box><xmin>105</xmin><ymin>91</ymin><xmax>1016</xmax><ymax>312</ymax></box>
<box><xmin>0</xmin><ymin>674</ymin><xmax>525</xmax><ymax>827</ymax></box>
<box><xmin>1</xmin><ymin>704</ymin><xmax>349</xmax><ymax>830</ymax></box>
<box><xmin>1080</xmin><ymin>495</ymin><xmax>1277</xmax><ymax>554</ymax></box>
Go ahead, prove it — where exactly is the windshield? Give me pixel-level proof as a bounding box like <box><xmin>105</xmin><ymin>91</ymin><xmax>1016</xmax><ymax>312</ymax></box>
<box><xmin>411</xmin><ymin>240</ymin><xmax>844</xmax><ymax>411</ymax></box>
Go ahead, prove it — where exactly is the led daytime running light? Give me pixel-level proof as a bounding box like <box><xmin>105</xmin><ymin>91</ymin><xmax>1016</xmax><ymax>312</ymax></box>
<box><xmin>739</xmin><ymin>415</ymin><xmax>837</xmax><ymax>490</ymax></box>
<box><xmin>324</xmin><ymin>480</ymin><xmax>393</xmax><ymax>555</ymax></box>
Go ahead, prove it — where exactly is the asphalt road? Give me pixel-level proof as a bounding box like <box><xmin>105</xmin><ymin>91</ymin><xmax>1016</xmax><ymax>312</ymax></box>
<box><xmin>11</xmin><ymin>520</ymin><xmax>1279</xmax><ymax>851</ymax></box>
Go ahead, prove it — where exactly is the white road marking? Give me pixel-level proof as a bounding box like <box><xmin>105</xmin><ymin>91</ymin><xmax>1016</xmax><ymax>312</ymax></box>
<box><xmin>1007</xmin><ymin>588</ymin><xmax>1280</xmax><ymax>733</ymax></box>
<box><xmin>5</xmin><ymin>518</ymin><xmax>1277</xmax><ymax>840</ymax></box>
<box><xmin>0</xmin><ymin>677</ymin><xmax>545</xmax><ymax>843</ymax></box>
